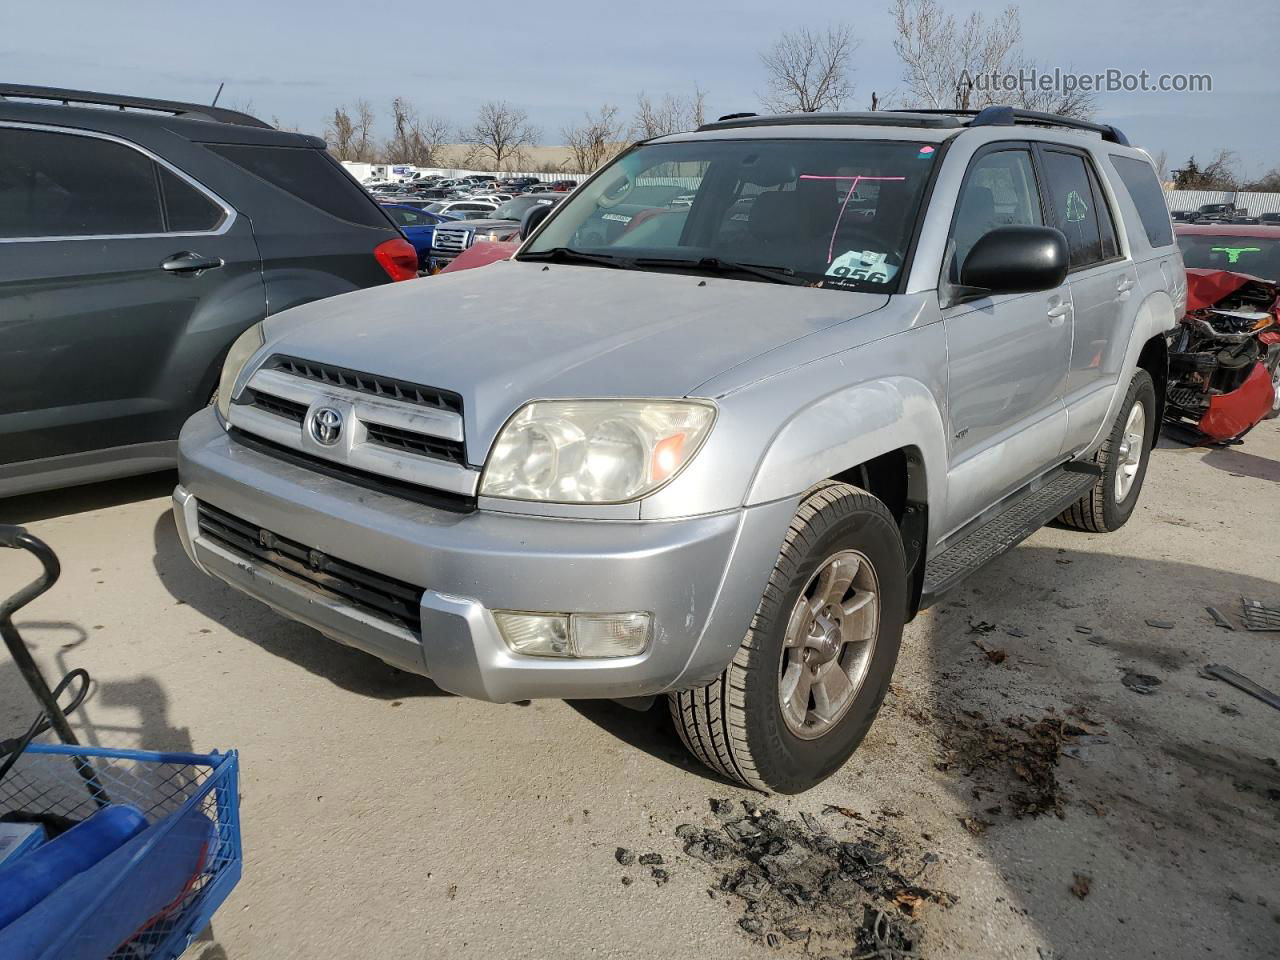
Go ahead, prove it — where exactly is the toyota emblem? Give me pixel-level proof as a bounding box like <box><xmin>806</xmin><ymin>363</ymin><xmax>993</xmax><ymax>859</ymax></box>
<box><xmin>309</xmin><ymin>406</ymin><xmax>343</xmax><ymax>446</ymax></box>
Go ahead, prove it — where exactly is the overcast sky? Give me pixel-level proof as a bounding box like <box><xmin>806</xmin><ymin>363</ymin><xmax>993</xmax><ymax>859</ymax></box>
<box><xmin>5</xmin><ymin>0</ymin><xmax>1277</xmax><ymax>176</ymax></box>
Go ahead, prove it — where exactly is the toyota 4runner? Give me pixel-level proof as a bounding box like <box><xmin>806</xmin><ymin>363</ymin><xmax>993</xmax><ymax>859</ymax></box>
<box><xmin>174</xmin><ymin>107</ymin><xmax>1185</xmax><ymax>792</ymax></box>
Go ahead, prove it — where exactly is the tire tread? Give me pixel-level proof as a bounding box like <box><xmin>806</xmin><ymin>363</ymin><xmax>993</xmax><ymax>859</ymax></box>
<box><xmin>669</xmin><ymin>481</ymin><xmax>897</xmax><ymax>791</ymax></box>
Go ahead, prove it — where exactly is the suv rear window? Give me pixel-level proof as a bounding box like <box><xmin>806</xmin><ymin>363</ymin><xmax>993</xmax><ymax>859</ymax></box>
<box><xmin>207</xmin><ymin>144</ymin><xmax>390</xmax><ymax>228</ymax></box>
<box><xmin>1110</xmin><ymin>155</ymin><xmax>1174</xmax><ymax>248</ymax></box>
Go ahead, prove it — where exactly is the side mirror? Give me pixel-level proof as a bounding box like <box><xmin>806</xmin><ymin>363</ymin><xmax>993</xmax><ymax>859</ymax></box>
<box><xmin>957</xmin><ymin>225</ymin><xmax>1069</xmax><ymax>299</ymax></box>
<box><xmin>520</xmin><ymin>203</ymin><xmax>554</xmax><ymax>240</ymax></box>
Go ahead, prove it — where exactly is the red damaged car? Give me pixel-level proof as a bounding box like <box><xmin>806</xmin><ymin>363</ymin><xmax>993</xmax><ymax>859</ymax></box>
<box><xmin>1168</xmin><ymin>224</ymin><xmax>1280</xmax><ymax>440</ymax></box>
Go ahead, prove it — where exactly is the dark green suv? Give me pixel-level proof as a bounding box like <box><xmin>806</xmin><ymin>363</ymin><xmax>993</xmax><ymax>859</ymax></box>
<box><xmin>0</xmin><ymin>84</ymin><xmax>418</xmax><ymax>497</ymax></box>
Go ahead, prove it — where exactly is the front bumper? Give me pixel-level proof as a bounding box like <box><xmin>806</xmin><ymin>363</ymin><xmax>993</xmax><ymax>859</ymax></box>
<box><xmin>175</xmin><ymin>409</ymin><xmax>793</xmax><ymax>702</ymax></box>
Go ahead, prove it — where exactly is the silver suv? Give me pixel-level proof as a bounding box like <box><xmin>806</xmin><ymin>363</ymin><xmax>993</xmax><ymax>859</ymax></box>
<box><xmin>174</xmin><ymin>108</ymin><xmax>1185</xmax><ymax>793</ymax></box>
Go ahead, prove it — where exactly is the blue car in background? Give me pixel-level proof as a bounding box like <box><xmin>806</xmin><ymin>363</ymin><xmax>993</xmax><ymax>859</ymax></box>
<box><xmin>380</xmin><ymin>203</ymin><xmax>458</xmax><ymax>270</ymax></box>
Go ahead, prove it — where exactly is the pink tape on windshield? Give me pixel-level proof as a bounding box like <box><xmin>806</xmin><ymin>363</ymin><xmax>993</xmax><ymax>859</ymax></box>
<box><xmin>800</xmin><ymin>174</ymin><xmax>907</xmax><ymax>263</ymax></box>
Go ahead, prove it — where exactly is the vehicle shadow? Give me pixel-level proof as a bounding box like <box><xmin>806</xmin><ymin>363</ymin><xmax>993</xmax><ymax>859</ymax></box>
<box><xmin>1202</xmin><ymin>444</ymin><xmax>1280</xmax><ymax>483</ymax></box>
<box><xmin>566</xmin><ymin>697</ymin><xmax>741</xmax><ymax>788</ymax></box>
<box><xmin>151</xmin><ymin>512</ymin><xmax>449</xmax><ymax>702</ymax></box>
<box><xmin>0</xmin><ymin>471</ymin><xmax>177</xmax><ymax>525</ymax></box>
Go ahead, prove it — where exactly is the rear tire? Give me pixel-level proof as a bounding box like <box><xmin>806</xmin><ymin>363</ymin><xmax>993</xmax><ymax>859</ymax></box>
<box><xmin>668</xmin><ymin>481</ymin><xmax>906</xmax><ymax>793</ymax></box>
<box><xmin>1058</xmin><ymin>369</ymin><xmax>1156</xmax><ymax>532</ymax></box>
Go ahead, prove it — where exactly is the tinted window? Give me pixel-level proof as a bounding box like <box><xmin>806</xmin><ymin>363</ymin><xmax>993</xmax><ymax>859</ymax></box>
<box><xmin>1086</xmin><ymin>163</ymin><xmax>1119</xmax><ymax>260</ymax></box>
<box><xmin>526</xmin><ymin>138</ymin><xmax>939</xmax><ymax>293</ymax></box>
<box><xmin>1110</xmin><ymin>155</ymin><xmax>1174</xmax><ymax>248</ymax></box>
<box><xmin>1041</xmin><ymin>150</ymin><xmax>1105</xmax><ymax>268</ymax></box>
<box><xmin>1177</xmin><ymin>234</ymin><xmax>1280</xmax><ymax>281</ymax></box>
<box><xmin>949</xmin><ymin>149</ymin><xmax>1043</xmax><ymax>280</ymax></box>
<box><xmin>207</xmin><ymin>144</ymin><xmax>389</xmax><ymax>228</ymax></box>
<box><xmin>158</xmin><ymin>166</ymin><xmax>224</xmax><ymax>232</ymax></box>
<box><xmin>0</xmin><ymin>127</ymin><xmax>163</xmax><ymax>238</ymax></box>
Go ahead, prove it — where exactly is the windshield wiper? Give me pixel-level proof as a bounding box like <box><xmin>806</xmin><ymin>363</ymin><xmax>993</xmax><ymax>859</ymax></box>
<box><xmin>520</xmin><ymin>247</ymin><xmax>632</xmax><ymax>269</ymax></box>
<box><xmin>634</xmin><ymin>256</ymin><xmax>813</xmax><ymax>287</ymax></box>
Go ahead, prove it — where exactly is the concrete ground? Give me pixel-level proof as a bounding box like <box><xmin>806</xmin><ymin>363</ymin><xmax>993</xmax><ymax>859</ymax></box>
<box><xmin>2</xmin><ymin>423</ymin><xmax>1277</xmax><ymax>959</ymax></box>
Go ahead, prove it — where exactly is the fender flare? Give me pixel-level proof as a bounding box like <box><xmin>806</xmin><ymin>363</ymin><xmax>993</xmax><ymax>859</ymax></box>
<box><xmin>745</xmin><ymin>375</ymin><xmax>949</xmax><ymax>544</ymax></box>
<box><xmin>1084</xmin><ymin>288</ymin><xmax>1177</xmax><ymax>455</ymax></box>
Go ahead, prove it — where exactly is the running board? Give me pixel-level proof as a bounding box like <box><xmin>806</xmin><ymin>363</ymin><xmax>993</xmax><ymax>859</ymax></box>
<box><xmin>920</xmin><ymin>463</ymin><xmax>1102</xmax><ymax>607</ymax></box>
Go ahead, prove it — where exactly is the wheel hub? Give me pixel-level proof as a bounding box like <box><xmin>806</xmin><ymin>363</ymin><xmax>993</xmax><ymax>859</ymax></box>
<box><xmin>778</xmin><ymin>549</ymin><xmax>881</xmax><ymax>741</ymax></box>
<box><xmin>1115</xmin><ymin>400</ymin><xmax>1146</xmax><ymax>503</ymax></box>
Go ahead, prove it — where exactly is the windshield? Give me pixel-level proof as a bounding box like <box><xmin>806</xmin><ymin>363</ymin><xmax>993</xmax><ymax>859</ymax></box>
<box><xmin>520</xmin><ymin>138</ymin><xmax>937</xmax><ymax>292</ymax></box>
<box><xmin>493</xmin><ymin>195</ymin><xmax>557</xmax><ymax>221</ymax></box>
<box><xmin>1178</xmin><ymin>234</ymin><xmax>1280</xmax><ymax>281</ymax></box>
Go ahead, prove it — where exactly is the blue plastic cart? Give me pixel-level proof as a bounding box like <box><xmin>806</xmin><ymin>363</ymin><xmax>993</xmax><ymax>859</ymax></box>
<box><xmin>0</xmin><ymin>525</ymin><xmax>243</xmax><ymax>959</ymax></box>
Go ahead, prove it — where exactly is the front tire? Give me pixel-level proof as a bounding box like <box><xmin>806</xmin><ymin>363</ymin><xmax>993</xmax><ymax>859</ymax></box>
<box><xmin>669</xmin><ymin>482</ymin><xmax>906</xmax><ymax>793</ymax></box>
<box><xmin>1058</xmin><ymin>369</ymin><xmax>1156</xmax><ymax>532</ymax></box>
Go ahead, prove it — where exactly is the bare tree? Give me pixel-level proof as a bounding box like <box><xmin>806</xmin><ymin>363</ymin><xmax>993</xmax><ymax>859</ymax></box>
<box><xmin>460</xmin><ymin>101</ymin><xmax>540</xmax><ymax>171</ymax></box>
<box><xmin>893</xmin><ymin>0</ymin><xmax>1095</xmax><ymax>119</ymax></box>
<box><xmin>1173</xmin><ymin>150</ymin><xmax>1240</xmax><ymax>191</ymax></box>
<box><xmin>384</xmin><ymin>97</ymin><xmax>452</xmax><ymax>166</ymax></box>
<box><xmin>1150</xmin><ymin>149</ymin><xmax>1170</xmax><ymax>185</ymax></box>
<box><xmin>1243</xmin><ymin>165</ymin><xmax>1280</xmax><ymax>193</ymax></box>
<box><xmin>324</xmin><ymin>100</ymin><xmax>379</xmax><ymax>161</ymax></box>
<box><xmin>759</xmin><ymin>25</ymin><xmax>857</xmax><ymax>113</ymax></box>
<box><xmin>562</xmin><ymin>104</ymin><xmax>625</xmax><ymax>173</ymax></box>
<box><xmin>632</xmin><ymin>87</ymin><xmax>706</xmax><ymax>139</ymax></box>
<box><xmin>1199</xmin><ymin>148</ymin><xmax>1240</xmax><ymax>190</ymax></box>
<box><xmin>324</xmin><ymin>105</ymin><xmax>357</xmax><ymax>158</ymax></box>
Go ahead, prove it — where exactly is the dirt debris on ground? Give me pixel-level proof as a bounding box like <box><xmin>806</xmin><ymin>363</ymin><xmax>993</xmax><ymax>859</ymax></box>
<box><xmin>668</xmin><ymin>798</ymin><xmax>956</xmax><ymax>959</ymax></box>
<box><xmin>935</xmin><ymin>708</ymin><xmax>1106</xmax><ymax>820</ymax></box>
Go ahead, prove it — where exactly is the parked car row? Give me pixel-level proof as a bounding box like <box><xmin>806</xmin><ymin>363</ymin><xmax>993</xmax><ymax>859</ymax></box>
<box><xmin>1171</xmin><ymin>203</ymin><xmax>1280</xmax><ymax>226</ymax></box>
<box><xmin>366</xmin><ymin>173</ymin><xmax>579</xmax><ymax>274</ymax></box>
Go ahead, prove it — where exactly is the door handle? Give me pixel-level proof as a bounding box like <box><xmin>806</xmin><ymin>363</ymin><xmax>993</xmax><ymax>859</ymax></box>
<box><xmin>1046</xmin><ymin>302</ymin><xmax>1072</xmax><ymax>326</ymax></box>
<box><xmin>161</xmin><ymin>251</ymin><xmax>224</xmax><ymax>274</ymax></box>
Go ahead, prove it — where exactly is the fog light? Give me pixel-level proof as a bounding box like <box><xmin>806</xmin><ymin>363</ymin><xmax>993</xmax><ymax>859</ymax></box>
<box><xmin>494</xmin><ymin>611</ymin><xmax>651</xmax><ymax>659</ymax></box>
<box><xmin>493</xmin><ymin>612</ymin><xmax>570</xmax><ymax>657</ymax></box>
<box><xmin>571</xmin><ymin>613</ymin><xmax>650</xmax><ymax>658</ymax></box>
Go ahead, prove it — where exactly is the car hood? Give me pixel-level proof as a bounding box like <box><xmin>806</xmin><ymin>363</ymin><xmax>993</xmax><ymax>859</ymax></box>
<box><xmin>260</xmin><ymin>260</ymin><xmax>889</xmax><ymax>456</ymax></box>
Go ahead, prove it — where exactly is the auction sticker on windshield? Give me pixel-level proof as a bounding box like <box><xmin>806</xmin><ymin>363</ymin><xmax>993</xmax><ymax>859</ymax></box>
<box><xmin>825</xmin><ymin>249</ymin><xmax>898</xmax><ymax>285</ymax></box>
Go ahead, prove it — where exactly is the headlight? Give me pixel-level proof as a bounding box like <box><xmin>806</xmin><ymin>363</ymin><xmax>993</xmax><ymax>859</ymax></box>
<box><xmin>215</xmin><ymin>322</ymin><xmax>265</xmax><ymax>422</ymax></box>
<box><xmin>480</xmin><ymin>399</ymin><xmax>716</xmax><ymax>503</ymax></box>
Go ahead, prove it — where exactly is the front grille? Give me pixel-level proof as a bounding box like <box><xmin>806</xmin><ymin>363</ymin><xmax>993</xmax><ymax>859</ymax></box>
<box><xmin>228</xmin><ymin>430</ymin><xmax>476</xmax><ymax>512</ymax></box>
<box><xmin>266</xmin><ymin>355</ymin><xmax>462</xmax><ymax>414</ymax></box>
<box><xmin>365</xmin><ymin>421</ymin><xmax>466</xmax><ymax>465</ymax></box>
<box><xmin>432</xmin><ymin>228</ymin><xmax>471</xmax><ymax>254</ymax></box>
<box><xmin>248</xmin><ymin>389</ymin><xmax>307</xmax><ymax>423</ymax></box>
<box><xmin>197</xmin><ymin>501</ymin><xmax>425</xmax><ymax>635</ymax></box>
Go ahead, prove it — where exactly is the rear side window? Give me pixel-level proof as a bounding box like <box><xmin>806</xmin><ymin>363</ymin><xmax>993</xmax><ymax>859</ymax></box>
<box><xmin>0</xmin><ymin>127</ymin><xmax>228</xmax><ymax>239</ymax></box>
<box><xmin>157</xmin><ymin>166</ymin><xmax>225</xmax><ymax>232</ymax></box>
<box><xmin>0</xmin><ymin>127</ymin><xmax>163</xmax><ymax>238</ymax></box>
<box><xmin>208</xmin><ymin>144</ymin><xmax>390</xmax><ymax>228</ymax></box>
<box><xmin>1040</xmin><ymin>149</ymin><xmax>1118</xmax><ymax>269</ymax></box>
<box><xmin>1110</xmin><ymin>155</ymin><xmax>1174</xmax><ymax>248</ymax></box>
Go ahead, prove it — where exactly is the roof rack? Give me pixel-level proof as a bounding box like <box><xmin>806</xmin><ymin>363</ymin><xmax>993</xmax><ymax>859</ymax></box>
<box><xmin>697</xmin><ymin>111</ymin><xmax>965</xmax><ymax>132</ymax></box>
<box><xmin>894</xmin><ymin>106</ymin><xmax>1130</xmax><ymax>146</ymax></box>
<box><xmin>0</xmin><ymin>83</ymin><xmax>273</xmax><ymax>129</ymax></box>
<box><xmin>697</xmin><ymin>106</ymin><xmax>1129</xmax><ymax>146</ymax></box>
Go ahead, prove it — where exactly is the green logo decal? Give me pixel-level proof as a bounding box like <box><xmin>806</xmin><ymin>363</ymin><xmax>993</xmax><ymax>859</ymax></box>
<box><xmin>1065</xmin><ymin>190</ymin><xmax>1089</xmax><ymax>223</ymax></box>
<box><xmin>1210</xmin><ymin>245</ymin><xmax>1261</xmax><ymax>264</ymax></box>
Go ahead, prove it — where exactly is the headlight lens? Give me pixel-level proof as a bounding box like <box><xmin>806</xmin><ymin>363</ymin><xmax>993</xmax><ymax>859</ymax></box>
<box><xmin>215</xmin><ymin>322</ymin><xmax>265</xmax><ymax>422</ymax></box>
<box><xmin>480</xmin><ymin>399</ymin><xmax>716</xmax><ymax>503</ymax></box>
